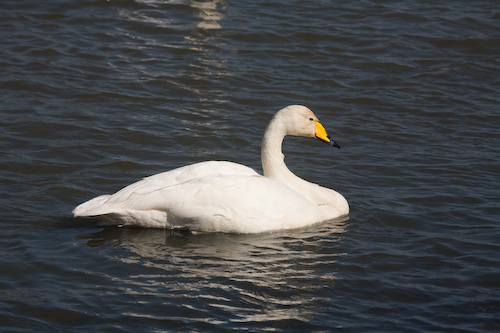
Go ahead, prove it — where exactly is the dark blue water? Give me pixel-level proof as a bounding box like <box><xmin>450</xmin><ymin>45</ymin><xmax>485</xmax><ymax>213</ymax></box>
<box><xmin>1</xmin><ymin>0</ymin><xmax>499</xmax><ymax>331</ymax></box>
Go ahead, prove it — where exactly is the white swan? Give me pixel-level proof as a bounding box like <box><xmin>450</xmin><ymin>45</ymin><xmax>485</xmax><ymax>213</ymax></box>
<box><xmin>73</xmin><ymin>105</ymin><xmax>349</xmax><ymax>233</ymax></box>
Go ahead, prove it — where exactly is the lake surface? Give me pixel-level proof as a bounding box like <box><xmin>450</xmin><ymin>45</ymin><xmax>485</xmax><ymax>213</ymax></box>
<box><xmin>1</xmin><ymin>0</ymin><xmax>499</xmax><ymax>331</ymax></box>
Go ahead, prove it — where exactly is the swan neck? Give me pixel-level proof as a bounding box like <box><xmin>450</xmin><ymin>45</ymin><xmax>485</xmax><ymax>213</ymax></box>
<box><xmin>261</xmin><ymin>117</ymin><xmax>291</xmax><ymax>180</ymax></box>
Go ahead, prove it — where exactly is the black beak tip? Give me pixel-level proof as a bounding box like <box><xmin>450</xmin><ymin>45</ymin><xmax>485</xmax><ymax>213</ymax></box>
<box><xmin>316</xmin><ymin>135</ymin><xmax>341</xmax><ymax>149</ymax></box>
<box><xmin>330</xmin><ymin>141</ymin><xmax>341</xmax><ymax>149</ymax></box>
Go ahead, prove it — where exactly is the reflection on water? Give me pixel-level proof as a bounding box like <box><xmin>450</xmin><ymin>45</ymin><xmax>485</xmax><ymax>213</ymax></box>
<box><xmin>77</xmin><ymin>219</ymin><xmax>346</xmax><ymax>262</ymax></box>
<box><xmin>132</xmin><ymin>0</ymin><xmax>226</xmax><ymax>31</ymax></box>
<box><xmin>184</xmin><ymin>0</ymin><xmax>231</xmax><ymax>107</ymax></box>
<box><xmin>74</xmin><ymin>220</ymin><xmax>346</xmax><ymax>324</ymax></box>
<box><xmin>108</xmin><ymin>0</ymin><xmax>233</xmax><ymax>153</ymax></box>
<box><xmin>191</xmin><ymin>0</ymin><xmax>226</xmax><ymax>30</ymax></box>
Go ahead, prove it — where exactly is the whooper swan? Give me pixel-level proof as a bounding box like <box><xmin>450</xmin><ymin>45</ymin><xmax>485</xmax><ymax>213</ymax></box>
<box><xmin>73</xmin><ymin>105</ymin><xmax>349</xmax><ymax>233</ymax></box>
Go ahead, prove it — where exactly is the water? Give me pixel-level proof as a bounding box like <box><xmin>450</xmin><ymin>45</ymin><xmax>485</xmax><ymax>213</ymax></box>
<box><xmin>1</xmin><ymin>0</ymin><xmax>499</xmax><ymax>331</ymax></box>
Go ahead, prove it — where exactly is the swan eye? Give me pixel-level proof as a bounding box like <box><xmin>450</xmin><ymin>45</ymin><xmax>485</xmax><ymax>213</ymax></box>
<box><xmin>309</xmin><ymin>118</ymin><xmax>314</xmax><ymax>121</ymax></box>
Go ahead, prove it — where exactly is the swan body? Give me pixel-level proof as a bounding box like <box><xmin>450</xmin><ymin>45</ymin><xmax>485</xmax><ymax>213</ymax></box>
<box><xmin>73</xmin><ymin>105</ymin><xmax>349</xmax><ymax>233</ymax></box>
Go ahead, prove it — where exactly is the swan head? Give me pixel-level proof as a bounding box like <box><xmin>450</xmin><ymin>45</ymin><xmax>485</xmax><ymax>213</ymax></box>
<box><xmin>277</xmin><ymin>105</ymin><xmax>340</xmax><ymax>148</ymax></box>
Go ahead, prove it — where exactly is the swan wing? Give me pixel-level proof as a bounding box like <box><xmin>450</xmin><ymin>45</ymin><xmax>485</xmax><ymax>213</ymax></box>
<box><xmin>73</xmin><ymin>161</ymin><xmax>258</xmax><ymax>217</ymax></box>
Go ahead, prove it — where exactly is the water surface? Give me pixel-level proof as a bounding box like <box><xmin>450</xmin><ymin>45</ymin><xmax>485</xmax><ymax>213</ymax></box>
<box><xmin>1</xmin><ymin>0</ymin><xmax>499</xmax><ymax>331</ymax></box>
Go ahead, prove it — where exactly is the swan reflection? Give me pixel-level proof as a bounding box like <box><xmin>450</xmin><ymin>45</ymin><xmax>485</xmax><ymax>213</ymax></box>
<box><xmin>75</xmin><ymin>219</ymin><xmax>346</xmax><ymax>324</ymax></box>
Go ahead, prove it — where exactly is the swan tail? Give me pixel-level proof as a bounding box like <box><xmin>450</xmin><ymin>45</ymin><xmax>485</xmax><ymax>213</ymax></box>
<box><xmin>73</xmin><ymin>194</ymin><xmax>111</xmax><ymax>217</ymax></box>
<box><xmin>73</xmin><ymin>195</ymin><xmax>170</xmax><ymax>228</ymax></box>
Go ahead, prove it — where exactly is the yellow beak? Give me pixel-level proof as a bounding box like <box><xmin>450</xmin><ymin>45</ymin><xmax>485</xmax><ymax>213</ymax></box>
<box><xmin>314</xmin><ymin>121</ymin><xmax>341</xmax><ymax>148</ymax></box>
